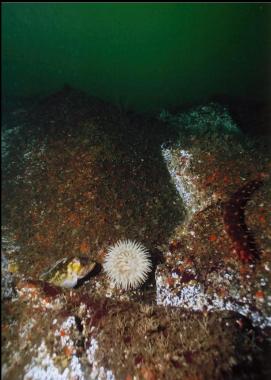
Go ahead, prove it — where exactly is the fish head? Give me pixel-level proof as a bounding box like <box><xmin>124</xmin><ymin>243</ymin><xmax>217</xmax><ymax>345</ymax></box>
<box><xmin>67</xmin><ymin>257</ymin><xmax>96</xmax><ymax>279</ymax></box>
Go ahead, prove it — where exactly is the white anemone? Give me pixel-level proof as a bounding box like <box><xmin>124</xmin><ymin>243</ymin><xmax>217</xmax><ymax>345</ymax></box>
<box><xmin>103</xmin><ymin>240</ymin><xmax>152</xmax><ymax>289</ymax></box>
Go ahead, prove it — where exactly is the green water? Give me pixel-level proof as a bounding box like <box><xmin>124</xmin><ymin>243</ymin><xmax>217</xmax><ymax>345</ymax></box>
<box><xmin>2</xmin><ymin>3</ymin><xmax>271</xmax><ymax>112</ymax></box>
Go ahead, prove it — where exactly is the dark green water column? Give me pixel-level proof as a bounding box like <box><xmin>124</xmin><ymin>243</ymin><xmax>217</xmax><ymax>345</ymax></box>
<box><xmin>2</xmin><ymin>3</ymin><xmax>271</xmax><ymax>112</ymax></box>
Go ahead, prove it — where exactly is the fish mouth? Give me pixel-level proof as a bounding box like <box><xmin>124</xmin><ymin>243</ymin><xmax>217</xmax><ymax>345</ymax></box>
<box><xmin>60</xmin><ymin>276</ymin><xmax>78</xmax><ymax>288</ymax></box>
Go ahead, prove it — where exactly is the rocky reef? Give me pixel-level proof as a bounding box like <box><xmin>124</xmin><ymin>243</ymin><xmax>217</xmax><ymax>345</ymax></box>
<box><xmin>2</xmin><ymin>89</ymin><xmax>271</xmax><ymax>379</ymax></box>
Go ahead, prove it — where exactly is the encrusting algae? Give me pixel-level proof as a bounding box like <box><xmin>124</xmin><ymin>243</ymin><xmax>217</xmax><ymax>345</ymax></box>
<box><xmin>2</xmin><ymin>88</ymin><xmax>271</xmax><ymax>380</ymax></box>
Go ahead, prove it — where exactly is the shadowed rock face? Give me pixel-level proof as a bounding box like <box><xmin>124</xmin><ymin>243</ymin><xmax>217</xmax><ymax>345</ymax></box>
<box><xmin>211</xmin><ymin>95</ymin><xmax>271</xmax><ymax>141</ymax></box>
<box><xmin>2</xmin><ymin>88</ymin><xmax>271</xmax><ymax>380</ymax></box>
<box><xmin>2</xmin><ymin>86</ymin><xmax>184</xmax><ymax>277</ymax></box>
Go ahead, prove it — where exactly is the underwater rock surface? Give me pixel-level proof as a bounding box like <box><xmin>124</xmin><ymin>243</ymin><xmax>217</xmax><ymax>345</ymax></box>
<box><xmin>157</xmin><ymin>104</ymin><xmax>271</xmax><ymax>328</ymax></box>
<box><xmin>2</xmin><ymin>88</ymin><xmax>271</xmax><ymax>380</ymax></box>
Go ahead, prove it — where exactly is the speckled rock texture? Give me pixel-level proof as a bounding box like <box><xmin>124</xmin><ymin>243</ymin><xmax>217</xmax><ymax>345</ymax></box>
<box><xmin>2</xmin><ymin>89</ymin><xmax>271</xmax><ymax>380</ymax></box>
<box><xmin>156</xmin><ymin>104</ymin><xmax>271</xmax><ymax>330</ymax></box>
